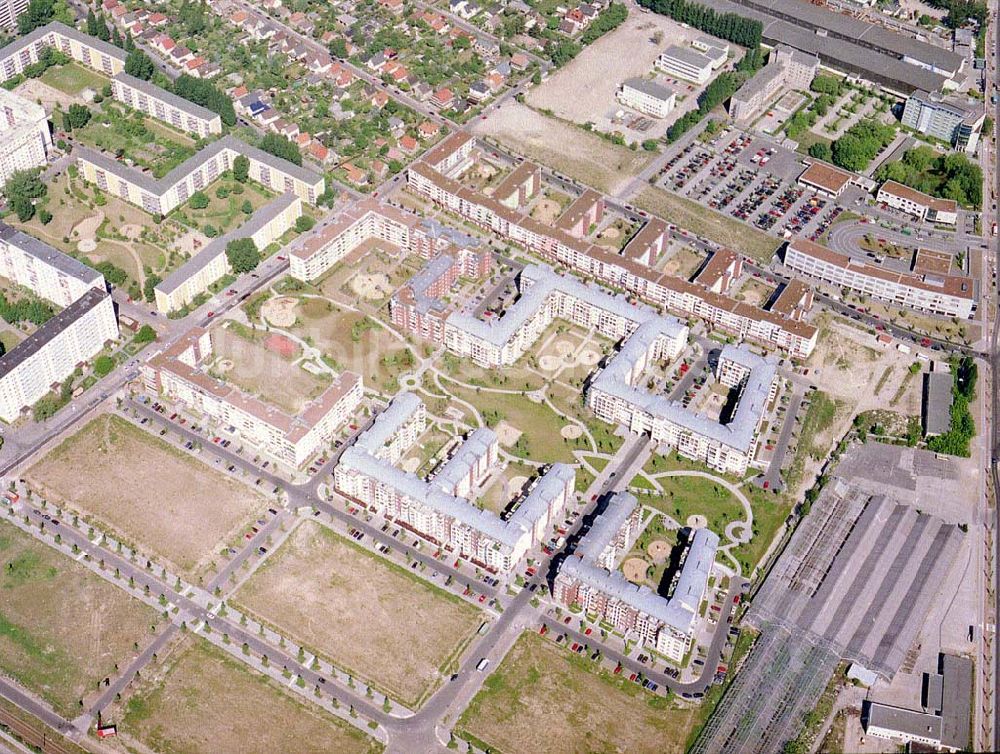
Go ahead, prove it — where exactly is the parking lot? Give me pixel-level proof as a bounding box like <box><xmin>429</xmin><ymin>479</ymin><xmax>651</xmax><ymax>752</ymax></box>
<box><xmin>656</xmin><ymin>128</ymin><xmax>847</xmax><ymax>243</ymax></box>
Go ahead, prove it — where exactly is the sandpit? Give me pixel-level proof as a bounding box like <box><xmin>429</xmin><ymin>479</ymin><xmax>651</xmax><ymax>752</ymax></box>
<box><xmin>622</xmin><ymin>558</ymin><xmax>649</xmax><ymax>584</ymax></box>
<box><xmin>539</xmin><ymin>355</ymin><xmax>561</xmax><ymax>371</ymax></box>
<box><xmin>598</xmin><ymin>226</ymin><xmax>620</xmax><ymax>241</ymax></box>
<box><xmin>77</xmin><ymin>239</ymin><xmax>97</xmax><ymax>253</ymax></box>
<box><xmin>263</xmin><ymin>333</ymin><xmax>298</xmax><ymax>359</ymax></box>
<box><xmin>261</xmin><ymin>296</ymin><xmax>298</xmax><ymax>328</ymax></box>
<box><xmin>120</xmin><ymin>224</ymin><xmax>143</xmax><ymax>241</ymax></box>
<box><xmin>553</xmin><ymin>340</ymin><xmax>574</xmax><ymax>357</ymax></box>
<box><xmin>560</xmin><ymin>424</ymin><xmax>583</xmax><ymax>440</ymax></box>
<box><xmin>579</xmin><ymin>349</ymin><xmax>601</xmax><ymax>366</ymax></box>
<box><xmin>532</xmin><ymin>198</ymin><xmax>560</xmax><ymax>224</ymax></box>
<box><xmin>72</xmin><ymin>212</ymin><xmax>103</xmax><ymax>242</ymax></box>
<box><xmin>647</xmin><ymin>539</ymin><xmax>670</xmax><ymax>563</ymax></box>
<box><xmin>495</xmin><ymin>420</ymin><xmax>522</xmax><ymax>447</ymax></box>
<box><xmin>686</xmin><ymin>514</ymin><xmax>707</xmax><ymax>529</ymax></box>
<box><xmin>172</xmin><ymin>229</ymin><xmax>206</xmax><ymax>256</ymax></box>
<box><xmin>507</xmin><ymin>475</ymin><xmax>528</xmax><ymax>495</ymax></box>
<box><xmin>216</xmin><ymin>358</ymin><xmax>234</xmax><ymax>373</ymax></box>
<box><xmin>401</xmin><ymin>457</ymin><xmax>421</xmax><ymax>473</ymax></box>
<box><xmin>350</xmin><ymin>272</ymin><xmax>392</xmax><ymax>301</ymax></box>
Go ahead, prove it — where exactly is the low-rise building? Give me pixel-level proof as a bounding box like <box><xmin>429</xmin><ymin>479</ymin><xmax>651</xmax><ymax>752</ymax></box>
<box><xmin>783</xmin><ymin>238</ymin><xmax>974</xmax><ymax>318</ymax></box>
<box><xmin>901</xmin><ymin>89</ymin><xmax>985</xmax><ymax>153</ymax></box>
<box><xmin>554</xmin><ymin>491</ymin><xmax>718</xmax><ymax>662</ymax></box>
<box><xmin>142</xmin><ymin>327</ymin><xmax>363</xmax><ymax>467</ymax></box>
<box><xmin>876</xmin><ymin>180</ymin><xmax>958</xmax><ymax>225</ymax></box>
<box><xmin>616</xmin><ymin>77</ymin><xmax>676</xmax><ymax>118</ymax></box>
<box><xmin>0</xmin><ymin>288</ymin><xmax>118</xmax><ymax>422</ymax></box>
<box><xmin>797</xmin><ymin>161</ymin><xmax>854</xmax><ymax>199</ymax></box>
<box><xmin>655</xmin><ymin>45</ymin><xmax>716</xmax><ymax>84</ymax></box>
<box><xmin>0</xmin><ymin>88</ymin><xmax>50</xmax><ymax>189</ymax></box>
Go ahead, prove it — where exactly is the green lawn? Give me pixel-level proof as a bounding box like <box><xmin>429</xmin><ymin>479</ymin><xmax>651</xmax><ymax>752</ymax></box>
<box><xmin>731</xmin><ymin>487</ymin><xmax>793</xmax><ymax>575</ymax></box>
<box><xmin>74</xmin><ymin>107</ymin><xmax>198</xmax><ymax>179</ymax></box>
<box><xmin>636</xmin><ymin>474</ymin><xmax>744</xmax><ymax>533</ymax></box>
<box><xmin>40</xmin><ymin>62</ymin><xmax>108</xmax><ymax>95</ymax></box>
<box><xmin>171</xmin><ymin>178</ymin><xmax>273</xmax><ymax>235</ymax></box>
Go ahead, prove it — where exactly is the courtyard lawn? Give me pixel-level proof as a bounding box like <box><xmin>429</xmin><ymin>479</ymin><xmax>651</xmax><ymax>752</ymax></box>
<box><xmin>40</xmin><ymin>62</ymin><xmax>108</xmax><ymax>95</ymax></box>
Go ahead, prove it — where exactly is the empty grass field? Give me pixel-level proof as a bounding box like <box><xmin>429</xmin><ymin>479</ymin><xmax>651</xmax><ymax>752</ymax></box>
<box><xmin>120</xmin><ymin>638</ymin><xmax>381</xmax><ymax>754</ymax></box>
<box><xmin>26</xmin><ymin>414</ymin><xmax>268</xmax><ymax>577</ymax></box>
<box><xmin>457</xmin><ymin>632</ymin><xmax>698</xmax><ymax>754</ymax></box>
<box><xmin>40</xmin><ymin>62</ymin><xmax>108</xmax><ymax>95</ymax></box>
<box><xmin>636</xmin><ymin>474</ymin><xmax>744</xmax><ymax>533</ymax></box>
<box><xmin>0</xmin><ymin>519</ymin><xmax>157</xmax><ymax>716</ymax></box>
<box><xmin>234</xmin><ymin>521</ymin><xmax>481</xmax><ymax>707</ymax></box>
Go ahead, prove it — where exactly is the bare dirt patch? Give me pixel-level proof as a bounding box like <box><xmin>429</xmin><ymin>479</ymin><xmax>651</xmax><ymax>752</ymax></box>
<box><xmin>495</xmin><ymin>420</ymin><xmax>523</xmax><ymax>447</ymax></box>
<box><xmin>647</xmin><ymin>539</ymin><xmax>670</xmax><ymax>563</ymax></box>
<box><xmin>261</xmin><ymin>295</ymin><xmax>298</xmax><ymax>328</ymax></box>
<box><xmin>560</xmin><ymin>424</ymin><xmax>583</xmax><ymax>440</ymax></box>
<box><xmin>622</xmin><ymin>557</ymin><xmax>650</xmax><ymax>583</ymax></box>
<box><xmin>118</xmin><ymin>638</ymin><xmax>379</xmax><ymax>754</ymax></box>
<box><xmin>472</xmin><ymin>102</ymin><xmax>653</xmax><ymax>195</ymax></box>
<box><xmin>26</xmin><ymin>415</ymin><xmax>268</xmax><ymax>576</ymax></box>
<box><xmin>234</xmin><ymin>522</ymin><xmax>481</xmax><ymax>706</ymax></box>
<box><xmin>350</xmin><ymin>272</ymin><xmax>392</xmax><ymax>301</ymax></box>
<box><xmin>530</xmin><ymin>198</ymin><xmax>561</xmax><ymax>224</ymax></box>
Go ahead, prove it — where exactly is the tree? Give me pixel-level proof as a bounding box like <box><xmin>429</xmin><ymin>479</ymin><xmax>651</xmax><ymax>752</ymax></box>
<box><xmin>807</xmin><ymin>142</ymin><xmax>832</xmax><ymax>162</ymax></box>
<box><xmin>189</xmin><ymin>191</ymin><xmax>209</xmax><ymax>209</ymax></box>
<box><xmin>18</xmin><ymin>0</ymin><xmax>55</xmax><ymax>35</ymax></box>
<box><xmin>125</xmin><ymin>49</ymin><xmax>155</xmax><ymax>81</ymax></box>
<box><xmin>134</xmin><ymin>324</ymin><xmax>157</xmax><ymax>344</ymax></box>
<box><xmin>37</xmin><ymin>208</ymin><xmax>52</xmax><ymax>224</ymax></box>
<box><xmin>3</xmin><ymin>169</ymin><xmax>46</xmax><ymax>222</ymax></box>
<box><xmin>294</xmin><ymin>215</ymin><xmax>315</xmax><ymax>233</ymax></box>
<box><xmin>225</xmin><ymin>238</ymin><xmax>260</xmax><ymax>274</ymax></box>
<box><xmin>172</xmin><ymin>75</ymin><xmax>236</xmax><ymax>126</ymax></box>
<box><xmin>641</xmin><ymin>139</ymin><xmax>659</xmax><ymax>152</ymax></box>
<box><xmin>233</xmin><ymin>155</ymin><xmax>250</xmax><ymax>184</ymax></box>
<box><xmin>93</xmin><ymin>355</ymin><xmax>114</xmax><ymax>377</ymax></box>
<box><xmin>328</xmin><ymin>38</ymin><xmax>348</xmax><ymax>59</ymax></box>
<box><xmin>241</xmin><ymin>199</ymin><xmax>253</xmax><ymax>215</ymax></box>
<box><xmin>179</xmin><ymin>0</ymin><xmax>208</xmax><ymax>35</ymax></box>
<box><xmin>143</xmin><ymin>274</ymin><xmax>161</xmax><ymax>303</ymax></box>
<box><xmin>67</xmin><ymin>104</ymin><xmax>91</xmax><ymax>129</ymax></box>
<box><xmin>259</xmin><ymin>133</ymin><xmax>302</xmax><ymax>166</ymax></box>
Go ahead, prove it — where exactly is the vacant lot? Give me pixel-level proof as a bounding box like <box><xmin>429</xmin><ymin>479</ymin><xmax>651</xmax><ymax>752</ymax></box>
<box><xmin>0</xmin><ymin>519</ymin><xmax>156</xmax><ymax>716</ymax></box>
<box><xmin>27</xmin><ymin>415</ymin><xmax>268</xmax><ymax>576</ymax></box>
<box><xmin>211</xmin><ymin>324</ymin><xmax>328</xmax><ymax>414</ymax></box>
<box><xmin>458</xmin><ymin>633</ymin><xmax>697</xmax><ymax>754</ymax></box>
<box><xmin>120</xmin><ymin>639</ymin><xmax>380</xmax><ymax>754</ymax></box>
<box><xmin>471</xmin><ymin>102</ymin><xmax>653</xmax><ymax>195</ymax></box>
<box><xmin>636</xmin><ymin>186</ymin><xmax>781</xmax><ymax>264</ymax></box>
<box><xmin>235</xmin><ymin>522</ymin><xmax>481</xmax><ymax>706</ymax></box>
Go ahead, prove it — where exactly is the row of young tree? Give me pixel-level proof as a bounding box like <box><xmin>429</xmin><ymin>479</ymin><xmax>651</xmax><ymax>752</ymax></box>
<box><xmin>666</xmin><ymin>49</ymin><xmax>763</xmax><ymax>142</ymax></box>
<box><xmin>637</xmin><ymin>0</ymin><xmax>762</xmax><ymax>48</ymax></box>
<box><xmin>927</xmin><ymin>356</ymin><xmax>977</xmax><ymax>457</ymax></box>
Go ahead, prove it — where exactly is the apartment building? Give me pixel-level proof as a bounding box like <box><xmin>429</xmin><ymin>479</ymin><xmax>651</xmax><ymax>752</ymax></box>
<box><xmin>77</xmin><ymin>134</ymin><xmax>324</xmax><ymax>217</ymax></box>
<box><xmin>901</xmin><ymin>89</ymin><xmax>985</xmax><ymax>153</ymax></box>
<box><xmin>334</xmin><ymin>393</ymin><xmax>575</xmax><ymax>572</ymax></box>
<box><xmin>616</xmin><ymin>77</ymin><xmax>676</xmax><ymax>119</ymax></box>
<box><xmin>784</xmin><ymin>238</ymin><xmax>974</xmax><ymax>319</ymax></box>
<box><xmin>423</xmin><ymin>130</ymin><xmax>475</xmax><ymax>176</ymax></box>
<box><xmin>0</xmin><ymin>0</ymin><xmax>28</xmax><ymax>32</ymax></box>
<box><xmin>407</xmin><ymin>153</ymin><xmax>817</xmax><ymax>358</ymax></box>
<box><xmin>142</xmin><ymin>327</ymin><xmax>363</xmax><ymax>467</ymax></box>
<box><xmin>0</xmin><ymin>224</ymin><xmax>106</xmax><ymax>308</ymax></box>
<box><xmin>0</xmin><ymin>22</ymin><xmax>126</xmax><ymax>82</ymax></box>
<box><xmin>655</xmin><ymin>45</ymin><xmax>717</xmax><ymax>84</ymax></box>
<box><xmin>492</xmin><ymin>160</ymin><xmax>540</xmax><ymax>210</ymax></box>
<box><xmin>729</xmin><ymin>45</ymin><xmax>820</xmax><ymax>122</ymax></box>
<box><xmin>112</xmin><ymin>72</ymin><xmax>222</xmax><ymax>137</ymax></box>
<box><xmin>554</xmin><ymin>189</ymin><xmax>604</xmax><ymax>238</ymax></box>
<box><xmin>0</xmin><ymin>88</ymin><xmax>50</xmax><ymax>189</ymax></box>
<box><xmin>876</xmin><ymin>180</ymin><xmax>958</xmax><ymax>225</ymax></box>
<box><xmin>553</xmin><ymin>491</ymin><xmax>719</xmax><ymax>663</ymax></box>
<box><xmin>0</xmin><ymin>288</ymin><xmax>118</xmax><ymax>422</ymax></box>
<box><xmin>154</xmin><ymin>193</ymin><xmax>301</xmax><ymax>312</ymax></box>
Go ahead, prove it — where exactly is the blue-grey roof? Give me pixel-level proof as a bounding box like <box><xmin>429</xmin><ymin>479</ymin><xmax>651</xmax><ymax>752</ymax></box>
<box><xmin>418</xmin><ymin>218</ymin><xmax>482</xmax><ymax>249</ymax></box>
<box><xmin>357</xmin><ymin>391</ymin><xmax>423</xmax><ymax>456</ymax></box>
<box><xmin>508</xmin><ymin>463</ymin><xmax>575</xmax><ymax>531</ymax></box>
<box><xmin>156</xmin><ymin>193</ymin><xmax>298</xmax><ymax>295</ymax></box>
<box><xmin>407</xmin><ymin>254</ymin><xmax>455</xmax><ymax>315</ymax></box>
<box><xmin>576</xmin><ymin>491</ymin><xmax>637</xmax><ymax>563</ymax></box>
<box><xmin>0</xmin><ymin>21</ymin><xmax>126</xmax><ymax>67</ymax></box>
<box><xmin>0</xmin><ymin>223</ymin><xmax>104</xmax><ymax>288</ymax></box>
<box><xmin>433</xmin><ymin>427</ymin><xmax>495</xmax><ymax>493</ymax></box>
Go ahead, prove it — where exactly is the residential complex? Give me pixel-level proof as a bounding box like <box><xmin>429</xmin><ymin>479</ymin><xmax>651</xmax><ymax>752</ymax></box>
<box><xmin>0</xmin><ymin>88</ymin><xmax>50</xmax><ymax>189</ymax></box>
<box><xmin>783</xmin><ymin>238</ymin><xmax>975</xmax><ymax>319</ymax></box>
<box><xmin>0</xmin><ymin>288</ymin><xmax>118</xmax><ymax>422</ymax></box>
<box><xmin>0</xmin><ymin>22</ymin><xmax>126</xmax><ymax>82</ymax></box>
<box><xmin>0</xmin><ymin>0</ymin><xmax>27</xmax><ymax>32</ymax></box>
<box><xmin>76</xmin><ymin>134</ymin><xmax>324</xmax><ymax>216</ymax></box>
<box><xmin>901</xmin><ymin>90</ymin><xmax>985</xmax><ymax>153</ymax></box>
<box><xmin>554</xmin><ymin>490</ymin><xmax>719</xmax><ymax>662</ymax></box>
<box><xmin>616</xmin><ymin>78</ymin><xmax>676</xmax><ymax>119</ymax></box>
<box><xmin>112</xmin><ymin>72</ymin><xmax>223</xmax><ymax>137</ymax></box>
<box><xmin>141</xmin><ymin>327</ymin><xmax>363</xmax><ymax>468</ymax></box>
<box><xmin>729</xmin><ymin>45</ymin><xmax>819</xmax><ymax>123</ymax></box>
<box><xmin>406</xmin><ymin>140</ymin><xmax>818</xmax><ymax>358</ymax></box>
<box><xmin>876</xmin><ymin>181</ymin><xmax>958</xmax><ymax>225</ymax></box>
<box><xmin>334</xmin><ymin>392</ymin><xmax>575</xmax><ymax>572</ymax></box>
<box><xmin>0</xmin><ymin>223</ymin><xmax>106</xmax><ymax>308</ymax></box>
<box><xmin>154</xmin><ymin>193</ymin><xmax>302</xmax><ymax>312</ymax></box>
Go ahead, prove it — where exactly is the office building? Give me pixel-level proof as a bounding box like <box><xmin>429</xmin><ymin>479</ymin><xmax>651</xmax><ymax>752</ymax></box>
<box><xmin>729</xmin><ymin>44</ymin><xmax>819</xmax><ymax>122</ymax></box>
<box><xmin>901</xmin><ymin>90</ymin><xmax>985</xmax><ymax>152</ymax></box>
<box><xmin>876</xmin><ymin>181</ymin><xmax>958</xmax><ymax>225</ymax></box>
<box><xmin>655</xmin><ymin>45</ymin><xmax>718</xmax><ymax>85</ymax></box>
<box><xmin>616</xmin><ymin>77</ymin><xmax>676</xmax><ymax>119</ymax></box>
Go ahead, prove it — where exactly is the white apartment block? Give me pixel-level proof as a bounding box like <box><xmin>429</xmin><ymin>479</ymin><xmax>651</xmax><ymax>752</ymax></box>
<box><xmin>554</xmin><ymin>492</ymin><xmax>719</xmax><ymax>663</ymax></box>
<box><xmin>0</xmin><ymin>88</ymin><xmax>50</xmax><ymax>189</ymax></box>
<box><xmin>0</xmin><ymin>22</ymin><xmax>126</xmax><ymax>81</ymax></box>
<box><xmin>154</xmin><ymin>193</ymin><xmax>301</xmax><ymax>312</ymax></box>
<box><xmin>617</xmin><ymin>77</ymin><xmax>676</xmax><ymax>119</ymax></box>
<box><xmin>112</xmin><ymin>72</ymin><xmax>222</xmax><ymax>138</ymax></box>
<box><xmin>335</xmin><ymin>393</ymin><xmax>575</xmax><ymax>573</ymax></box>
<box><xmin>0</xmin><ymin>288</ymin><xmax>117</xmax><ymax>422</ymax></box>
<box><xmin>77</xmin><ymin>134</ymin><xmax>324</xmax><ymax>217</ymax></box>
<box><xmin>406</xmin><ymin>155</ymin><xmax>817</xmax><ymax>358</ymax></box>
<box><xmin>0</xmin><ymin>224</ymin><xmax>106</xmax><ymax>307</ymax></box>
<box><xmin>655</xmin><ymin>44</ymin><xmax>720</xmax><ymax>85</ymax></box>
<box><xmin>876</xmin><ymin>180</ymin><xmax>958</xmax><ymax>225</ymax></box>
<box><xmin>142</xmin><ymin>327</ymin><xmax>363</xmax><ymax>467</ymax></box>
<box><xmin>784</xmin><ymin>238</ymin><xmax>974</xmax><ymax>319</ymax></box>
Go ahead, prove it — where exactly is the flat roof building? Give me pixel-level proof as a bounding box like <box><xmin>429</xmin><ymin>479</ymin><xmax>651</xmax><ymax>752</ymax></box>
<box><xmin>617</xmin><ymin>77</ymin><xmax>676</xmax><ymax>119</ymax></box>
<box><xmin>656</xmin><ymin>45</ymin><xmax>717</xmax><ymax>85</ymax></box>
<box><xmin>922</xmin><ymin>371</ymin><xmax>953</xmax><ymax>436</ymax></box>
<box><xmin>0</xmin><ymin>88</ymin><xmax>50</xmax><ymax>190</ymax></box>
<box><xmin>112</xmin><ymin>72</ymin><xmax>222</xmax><ymax>138</ymax></box>
<box><xmin>902</xmin><ymin>89</ymin><xmax>985</xmax><ymax>153</ymax></box>
<box><xmin>730</xmin><ymin>44</ymin><xmax>819</xmax><ymax>123</ymax></box>
<box><xmin>0</xmin><ymin>223</ymin><xmax>106</xmax><ymax>308</ymax></box>
<box><xmin>877</xmin><ymin>180</ymin><xmax>958</xmax><ymax>225</ymax></box>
